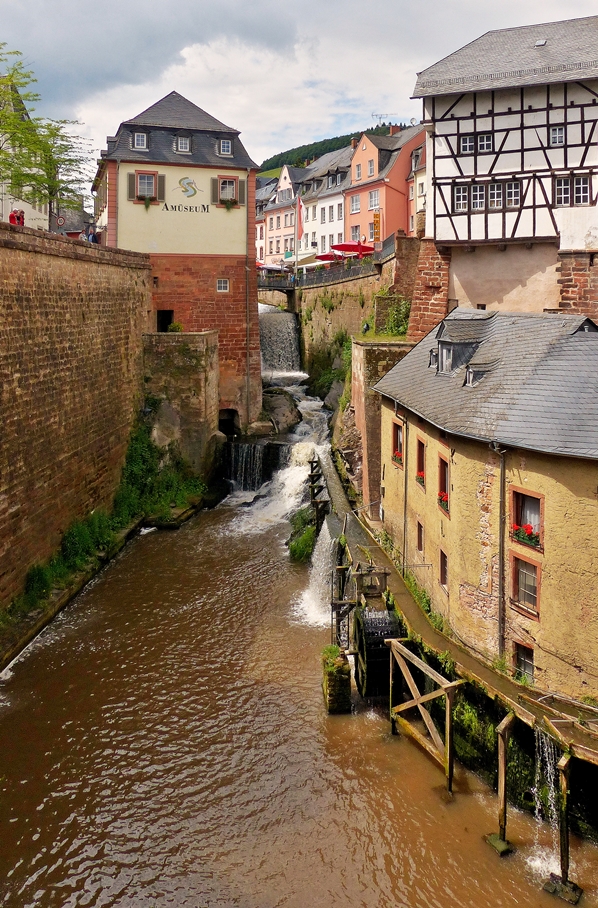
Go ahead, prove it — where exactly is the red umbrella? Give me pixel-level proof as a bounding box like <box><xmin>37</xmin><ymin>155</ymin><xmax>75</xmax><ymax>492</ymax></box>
<box><xmin>331</xmin><ymin>241</ymin><xmax>375</xmax><ymax>259</ymax></box>
<box><xmin>315</xmin><ymin>252</ymin><xmax>344</xmax><ymax>262</ymax></box>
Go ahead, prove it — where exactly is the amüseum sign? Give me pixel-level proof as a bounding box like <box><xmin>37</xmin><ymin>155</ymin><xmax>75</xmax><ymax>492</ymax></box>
<box><xmin>162</xmin><ymin>203</ymin><xmax>210</xmax><ymax>213</ymax></box>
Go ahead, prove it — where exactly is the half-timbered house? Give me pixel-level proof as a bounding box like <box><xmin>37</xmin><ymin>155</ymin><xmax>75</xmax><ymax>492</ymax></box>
<box><xmin>413</xmin><ymin>16</ymin><xmax>598</xmax><ymax>315</ymax></box>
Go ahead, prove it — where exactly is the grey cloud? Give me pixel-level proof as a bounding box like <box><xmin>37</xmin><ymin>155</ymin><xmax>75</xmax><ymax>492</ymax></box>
<box><xmin>0</xmin><ymin>0</ymin><xmax>296</xmax><ymax>116</ymax></box>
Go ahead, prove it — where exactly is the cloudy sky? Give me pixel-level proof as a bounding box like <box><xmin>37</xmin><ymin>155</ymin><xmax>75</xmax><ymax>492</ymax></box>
<box><xmin>2</xmin><ymin>0</ymin><xmax>597</xmax><ymax>167</ymax></box>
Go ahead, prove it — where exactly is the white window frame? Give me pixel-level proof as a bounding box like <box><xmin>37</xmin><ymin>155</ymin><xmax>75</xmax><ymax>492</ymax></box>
<box><xmin>350</xmin><ymin>195</ymin><xmax>360</xmax><ymax>214</ymax></box>
<box><xmin>355</xmin><ymin>163</ymin><xmax>362</xmax><ymax>180</ymax></box>
<box><xmin>574</xmin><ymin>176</ymin><xmax>590</xmax><ymax>205</ymax></box>
<box><xmin>219</xmin><ymin>178</ymin><xmax>236</xmax><ymax>200</ymax></box>
<box><xmin>137</xmin><ymin>172</ymin><xmax>155</xmax><ymax>197</ymax></box>
<box><xmin>368</xmin><ymin>189</ymin><xmax>379</xmax><ymax>210</ymax></box>
<box><xmin>351</xmin><ymin>225</ymin><xmax>360</xmax><ymax>241</ymax></box>
<box><xmin>320</xmin><ymin>208</ymin><xmax>326</xmax><ymax>224</ymax></box>
<box><xmin>337</xmin><ymin>203</ymin><xmax>343</xmax><ymax>220</ymax></box>
<box><xmin>329</xmin><ymin>205</ymin><xmax>334</xmax><ymax>222</ymax></box>
<box><xmin>488</xmin><ymin>183</ymin><xmax>503</xmax><ymax>209</ymax></box>
<box><xmin>460</xmin><ymin>135</ymin><xmax>475</xmax><ymax>154</ymax></box>
<box><xmin>217</xmin><ymin>278</ymin><xmax>229</xmax><ymax>292</ymax></box>
<box><xmin>177</xmin><ymin>137</ymin><xmax>190</xmax><ymax>152</ymax></box>
<box><xmin>368</xmin><ymin>159</ymin><xmax>374</xmax><ymax>177</ymax></box>
<box><xmin>134</xmin><ymin>132</ymin><xmax>147</xmax><ymax>149</ymax></box>
<box><xmin>555</xmin><ymin>178</ymin><xmax>570</xmax><ymax>206</ymax></box>
<box><xmin>550</xmin><ymin>126</ymin><xmax>565</xmax><ymax>147</ymax></box>
<box><xmin>453</xmin><ymin>185</ymin><xmax>468</xmax><ymax>212</ymax></box>
<box><xmin>220</xmin><ymin>139</ymin><xmax>232</xmax><ymax>155</ymax></box>
<box><xmin>320</xmin><ymin>236</ymin><xmax>326</xmax><ymax>253</ymax></box>
<box><xmin>418</xmin><ymin>182</ymin><xmax>425</xmax><ymax>196</ymax></box>
<box><xmin>471</xmin><ymin>184</ymin><xmax>485</xmax><ymax>210</ymax></box>
<box><xmin>478</xmin><ymin>133</ymin><xmax>492</xmax><ymax>152</ymax></box>
<box><xmin>368</xmin><ymin>222</ymin><xmax>375</xmax><ymax>241</ymax></box>
<box><xmin>506</xmin><ymin>182</ymin><xmax>521</xmax><ymax>208</ymax></box>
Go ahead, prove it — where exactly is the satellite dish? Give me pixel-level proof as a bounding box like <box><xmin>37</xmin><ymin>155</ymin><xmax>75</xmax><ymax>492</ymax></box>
<box><xmin>410</xmin><ymin>118</ymin><xmax>417</xmax><ymax>127</ymax></box>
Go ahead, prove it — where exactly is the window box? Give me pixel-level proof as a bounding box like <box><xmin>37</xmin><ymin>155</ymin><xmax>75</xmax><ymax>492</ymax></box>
<box><xmin>438</xmin><ymin>492</ymin><xmax>449</xmax><ymax>512</ymax></box>
<box><xmin>220</xmin><ymin>198</ymin><xmax>238</xmax><ymax>210</ymax></box>
<box><xmin>512</xmin><ymin>524</ymin><xmax>540</xmax><ymax>548</ymax></box>
<box><xmin>416</xmin><ymin>471</ymin><xmax>425</xmax><ymax>486</ymax></box>
<box><xmin>392</xmin><ymin>451</ymin><xmax>403</xmax><ymax>466</ymax></box>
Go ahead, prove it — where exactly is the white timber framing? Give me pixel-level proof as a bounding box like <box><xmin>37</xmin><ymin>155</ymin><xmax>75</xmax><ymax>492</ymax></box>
<box><xmin>426</xmin><ymin>80</ymin><xmax>598</xmax><ymax>246</ymax></box>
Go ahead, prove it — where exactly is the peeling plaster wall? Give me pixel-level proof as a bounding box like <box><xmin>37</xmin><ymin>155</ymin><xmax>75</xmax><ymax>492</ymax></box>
<box><xmin>380</xmin><ymin>398</ymin><xmax>598</xmax><ymax>701</ymax></box>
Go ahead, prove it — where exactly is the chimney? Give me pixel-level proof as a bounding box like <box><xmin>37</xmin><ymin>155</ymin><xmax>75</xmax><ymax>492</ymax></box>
<box><xmin>351</xmin><ymin>137</ymin><xmax>358</xmax><ymax>149</ymax></box>
<box><xmin>389</xmin><ymin>124</ymin><xmax>401</xmax><ymax>136</ymax></box>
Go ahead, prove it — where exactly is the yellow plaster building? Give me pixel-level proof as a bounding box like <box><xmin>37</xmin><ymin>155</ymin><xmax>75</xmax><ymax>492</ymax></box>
<box><xmin>375</xmin><ymin>309</ymin><xmax>598</xmax><ymax>702</ymax></box>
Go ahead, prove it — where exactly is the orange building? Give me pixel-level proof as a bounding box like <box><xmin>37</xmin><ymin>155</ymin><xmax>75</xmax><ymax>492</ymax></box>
<box><xmin>345</xmin><ymin>125</ymin><xmax>425</xmax><ymax>244</ymax></box>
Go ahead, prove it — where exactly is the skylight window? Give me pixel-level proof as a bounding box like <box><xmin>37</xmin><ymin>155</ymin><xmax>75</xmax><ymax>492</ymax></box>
<box><xmin>535</xmin><ymin>39</ymin><xmax>547</xmax><ymax>47</ymax></box>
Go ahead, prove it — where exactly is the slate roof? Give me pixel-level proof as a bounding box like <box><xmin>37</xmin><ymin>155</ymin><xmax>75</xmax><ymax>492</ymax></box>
<box><xmin>413</xmin><ymin>15</ymin><xmax>598</xmax><ymax>98</ymax></box>
<box><xmin>374</xmin><ymin>309</ymin><xmax>598</xmax><ymax>459</ymax></box>
<box><xmin>101</xmin><ymin>91</ymin><xmax>257</xmax><ymax>169</ymax></box>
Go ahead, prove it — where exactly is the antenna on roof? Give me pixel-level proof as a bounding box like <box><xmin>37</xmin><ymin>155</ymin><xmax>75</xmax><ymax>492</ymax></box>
<box><xmin>372</xmin><ymin>112</ymin><xmax>398</xmax><ymax>125</ymax></box>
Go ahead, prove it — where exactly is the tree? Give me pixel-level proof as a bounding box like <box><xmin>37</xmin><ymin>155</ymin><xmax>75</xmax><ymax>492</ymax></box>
<box><xmin>12</xmin><ymin>118</ymin><xmax>93</xmax><ymax>229</ymax></box>
<box><xmin>1</xmin><ymin>44</ymin><xmax>93</xmax><ymax>229</ymax></box>
<box><xmin>0</xmin><ymin>44</ymin><xmax>39</xmax><ymax>186</ymax></box>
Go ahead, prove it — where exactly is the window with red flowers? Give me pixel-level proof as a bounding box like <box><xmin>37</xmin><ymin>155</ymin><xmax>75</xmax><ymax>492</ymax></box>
<box><xmin>438</xmin><ymin>455</ymin><xmax>449</xmax><ymax>513</ymax></box>
<box><xmin>392</xmin><ymin>421</ymin><xmax>403</xmax><ymax>466</ymax></box>
<box><xmin>416</xmin><ymin>439</ymin><xmax>425</xmax><ymax>486</ymax></box>
<box><xmin>511</xmin><ymin>490</ymin><xmax>542</xmax><ymax>549</ymax></box>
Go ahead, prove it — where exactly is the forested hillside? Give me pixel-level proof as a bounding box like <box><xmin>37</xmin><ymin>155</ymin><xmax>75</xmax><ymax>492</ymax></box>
<box><xmin>260</xmin><ymin>124</ymin><xmax>406</xmax><ymax>172</ymax></box>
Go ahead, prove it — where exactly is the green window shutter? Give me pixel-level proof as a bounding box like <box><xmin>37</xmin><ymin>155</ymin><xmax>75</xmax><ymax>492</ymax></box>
<box><xmin>211</xmin><ymin>178</ymin><xmax>219</xmax><ymax>204</ymax></box>
<box><xmin>127</xmin><ymin>173</ymin><xmax>136</xmax><ymax>200</ymax></box>
<box><xmin>157</xmin><ymin>174</ymin><xmax>165</xmax><ymax>201</ymax></box>
<box><xmin>238</xmin><ymin>179</ymin><xmax>246</xmax><ymax>205</ymax></box>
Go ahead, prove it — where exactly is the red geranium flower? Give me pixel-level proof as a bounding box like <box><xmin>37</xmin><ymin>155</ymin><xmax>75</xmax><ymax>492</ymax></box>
<box><xmin>522</xmin><ymin>524</ymin><xmax>534</xmax><ymax>535</ymax></box>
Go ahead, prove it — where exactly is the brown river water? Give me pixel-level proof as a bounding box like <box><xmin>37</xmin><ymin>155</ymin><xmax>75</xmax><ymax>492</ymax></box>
<box><xmin>1</xmin><ymin>409</ymin><xmax>598</xmax><ymax>908</ymax></box>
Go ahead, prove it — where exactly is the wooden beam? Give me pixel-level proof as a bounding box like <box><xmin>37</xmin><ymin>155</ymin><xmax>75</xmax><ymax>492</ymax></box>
<box><xmin>395</xmin><ymin>716</ymin><xmax>445</xmax><ymax>768</ymax></box>
<box><xmin>497</xmin><ymin>713</ymin><xmax>515</xmax><ymax>842</ymax></box>
<box><xmin>391</xmin><ymin>682</ymin><xmax>462</xmax><ymax>716</ymax></box>
<box><xmin>395</xmin><ymin>652</ymin><xmax>445</xmax><ymax>755</ymax></box>
<box><xmin>445</xmin><ymin>686</ymin><xmax>456</xmax><ymax>793</ymax></box>
<box><xmin>558</xmin><ymin>753</ymin><xmax>572</xmax><ymax>885</ymax></box>
<box><xmin>387</xmin><ymin>639</ymin><xmax>455</xmax><ymax>688</ymax></box>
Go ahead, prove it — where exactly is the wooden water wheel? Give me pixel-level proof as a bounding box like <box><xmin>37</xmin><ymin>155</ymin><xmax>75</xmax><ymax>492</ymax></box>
<box><xmin>353</xmin><ymin>607</ymin><xmax>401</xmax><ymax>698</ymax></box>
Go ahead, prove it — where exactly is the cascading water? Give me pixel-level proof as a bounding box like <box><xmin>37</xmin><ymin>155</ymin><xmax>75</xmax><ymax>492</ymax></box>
<box><xmin>526</xmin><ymin>728</ymin><xmax>562</xmax><ymax>878</ymax></box>
<box><xmin>227</xmin><ymin>442</ymin><xmax>265</xmax><ymax>491</ymax></box>
<box><xmin>293</xmin><ymin>521</ymin><xmax>336</xmax><ymax>627</ymax></box>
<box><xmin>258</xmin><ymin>303</ymin><xmax>306</xmax><ymax>385</ymax></box>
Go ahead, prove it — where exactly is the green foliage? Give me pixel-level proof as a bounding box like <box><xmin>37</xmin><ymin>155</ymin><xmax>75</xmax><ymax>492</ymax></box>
<box><xmin>358</xmin><ymin>289</ymin><xmax>366</xmax><ymax>309</ymax></box>
<box><xmin>167</xmin><ymin>322</ymin><xmax>184</xmax><ymax>333</ymax></box>
<box><xmin>302</xmin><ymin>306</ymin><xmax>313</xmax><ymax>324</ymax></box>
<box><xmin>24</xmin><ymin>564</ymin><xmax>52</xmax><ymax>606</ymax></box>
<box><xmin>381</xmin><ymin>296</ymin><xmax>411</xmax><ymax>336</ymax></box>
<box><xmin>260</xmin><ymin>124</ymin><xmax>406</xmax><ymax>171</ymax></box>
<box><xmin>322</xmin><ymin>644</ymin><xmax>341</xmax><ymax>670</ymax></box>
<box><xmin>492</xmin><ymin>654</ymin><xmax>509</xmax><ymax>675</ymax></box>
<box><xmin>320</xmin><ymin>294</ymin><xmax>335</xmax><ymax>313</ymax></box>
<box><xmin>288</xmin><ymin>506</ymin><xmax>317</xmax><ymax>562</ymax></box>
<box><xmin>289</xmin><ymin>526</ymin><xmax>316</xmax><ymax>562</ymax></box>
<box><xmin>61</xmin><ymin>521</ymin><xmax>96</xmax><ymax>570</ymax></box>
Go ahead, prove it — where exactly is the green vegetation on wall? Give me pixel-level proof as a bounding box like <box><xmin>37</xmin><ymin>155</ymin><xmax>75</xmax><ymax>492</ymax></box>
<box><xmin>2</xmin><ymin>412</ymin><xmax>207</xmax><ymax>631</ymax></box>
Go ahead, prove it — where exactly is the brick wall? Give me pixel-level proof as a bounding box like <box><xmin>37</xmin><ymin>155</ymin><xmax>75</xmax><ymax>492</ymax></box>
<box><xmin>0</xmin><ymin>222</ymin><xmax>151</xmax><ymax>609</ymax></box>
<box><xmin>151</xmin><ymin>253</ymin><xmax>261</xmax><ymax>426</ymax></box>
<box><xmin>407</xmin><ymin>239</ymin><xmax>451</xmax><ymax>341</ymax></box>
<box><xmin>352</xmin><ymin>340</ymin><xmax>413</xmax><ymax>519</ymax></box>
<box><xmin>557</xmin><ymin>251</ymin><xmax>598</xmax><ymax>316</ymax></box>
<box><xmin>143</xmin><ymin>332</ymin><xmax>220</xmax><ymax>477</ymax></box>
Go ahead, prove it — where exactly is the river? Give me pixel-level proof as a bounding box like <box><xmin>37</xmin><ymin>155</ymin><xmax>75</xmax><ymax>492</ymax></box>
<box><xmin>1</xmin><ymin>386</ymin><xmax>597</xmax><ymax>908</ymax></box>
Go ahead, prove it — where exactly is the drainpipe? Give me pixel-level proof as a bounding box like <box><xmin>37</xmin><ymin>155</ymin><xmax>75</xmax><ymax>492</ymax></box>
<box><xmin>245</xmin><ymin>167</ymin><xmax>252</xmax><ymax>428</ymax></box>
<box><xmin>491</xmin><ymin>441</ymin><xmax>507</xmax><ymax>657</ymax></box>
<box><xmin>402</xmin><ymin>415</ymin><xmax>409</xmax><ymax>576</ymax></box>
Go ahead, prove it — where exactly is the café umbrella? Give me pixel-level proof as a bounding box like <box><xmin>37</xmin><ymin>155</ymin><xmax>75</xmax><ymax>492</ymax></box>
<box><xmin>331</xmin><ymin>241</ymin><xmax>375</xmax><ymax>259</ymax></box>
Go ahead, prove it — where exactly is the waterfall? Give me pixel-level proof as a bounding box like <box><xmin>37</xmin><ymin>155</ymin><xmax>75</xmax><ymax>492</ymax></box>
<box><xmin>227</xmin><ymin>443</ymin><xmax>265</xmax><ymax>491</ymax></box>
<box><xmin>293</xmin><ymin>522</ymin><xmax>336</xmax><ymax>627</ymax></box>
<box><xmin>258</xmin><ymin>305</ymin><xmax>306</xmax><ymax>384</ymax></box>
<box><xmin>526</xmin><ymin>728</ymin><xmax>561</xmax><ymax>878</ymax></box>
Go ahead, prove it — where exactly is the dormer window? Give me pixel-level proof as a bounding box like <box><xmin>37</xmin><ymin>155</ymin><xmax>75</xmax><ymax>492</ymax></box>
<box><xmin>177</xmin><ymin>136</ymin><xmax>190</xmax><ymax>152</ymax></box>
<box><xmin>134</xmin><ymin>133</ymin><xmax>147</xmax><ymax>149</ymax></box>
<box><xmin>336</xmin><ymin>173</ymin><xmax>342</xmax><ymax>185</ymax></box>
<box><xmin>429</xmin><ymin>349</ymin><xmax>438</xmax><ymax>368</ymax></box>
<box><xmin>438</xmin><ymin>343</ymin><xmax>453</xmax><ymax>372</ymax></box>
<box><xmin>220</xmin><ymin>139</ymin><xmax>232</xmax><ymax>155</ymax></box>
<box><xmin>328</xmin><ymin>175</ymin><xmax>334</xmax><ymax>188</ymax></box>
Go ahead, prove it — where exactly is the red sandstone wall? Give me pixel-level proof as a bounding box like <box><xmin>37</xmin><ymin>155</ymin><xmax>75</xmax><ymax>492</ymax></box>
<box><xmin>151</xmin><ymin>253</ymin><xmax>261</xmax><ymax>426</ymax></box>
<box><xmin>407</xmin><ymin>239</ymin><xmax>451</xmax><ymax>341</ymax></box>
<box><xmin>557</xmin><ymin>251</ymin><xmax>598</xmax><ymax>316</ymax></box>
<box><xmin>0</xmin><ymin>223</ymin><xmax>151</xmax><ymax>609</ymax></box>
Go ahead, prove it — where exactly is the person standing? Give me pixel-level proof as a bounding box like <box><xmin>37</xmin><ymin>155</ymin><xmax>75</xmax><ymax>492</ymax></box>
<box><xmin>8</xmin><ymin>209</ymin><xmax>18</xmax><ymax>225</ymax></box>
<box><xmin>17</xmin><ymin>210</ymin><xmax>24</xmax><ymax>226</ymax></box>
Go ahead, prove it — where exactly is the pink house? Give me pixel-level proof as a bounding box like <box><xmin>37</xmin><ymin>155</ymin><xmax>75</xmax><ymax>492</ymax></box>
<box><xmin>345</xmin><ymin>125</ymin><xmax>425</xmax><ymax>244</ymax></box>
